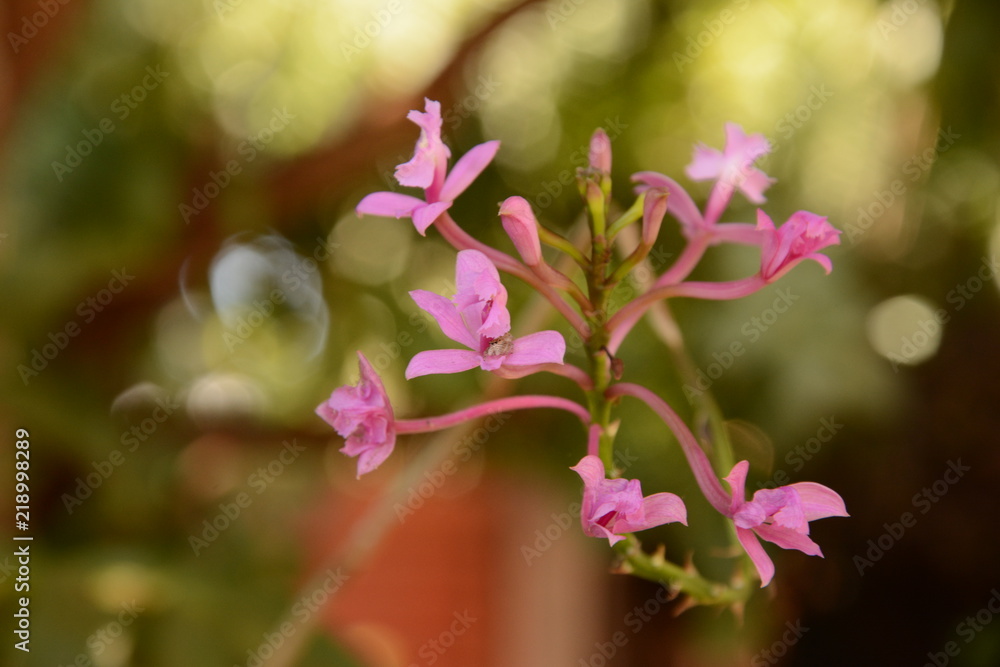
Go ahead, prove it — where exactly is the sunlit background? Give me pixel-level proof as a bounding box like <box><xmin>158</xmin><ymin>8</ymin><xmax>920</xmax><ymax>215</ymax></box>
<box><xmin>2</xmin><ymin>0</ymin><xmax>999</xmax><ymax>664</ymax></box>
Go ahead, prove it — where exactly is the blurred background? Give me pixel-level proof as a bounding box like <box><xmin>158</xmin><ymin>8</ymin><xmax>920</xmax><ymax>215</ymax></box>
<box><xmin>1</xmin><ymin>0</ymin><xmax>999</xmax><ymax>664</ymax></box>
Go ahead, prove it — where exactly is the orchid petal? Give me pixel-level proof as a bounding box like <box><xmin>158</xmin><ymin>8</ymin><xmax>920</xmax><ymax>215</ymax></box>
<box><xmin>439</xmin><ymin>140</ymin><xmax>501</xmax><ymax>202</ymax></box>
<box><xmin>478</xmin><ymin>298</ymin><xmax>510</xmax><ymax>340</ymax></box>
<box><xmin>503</xmin><ymin>330</ymin><xmax>566</xmax><ymax>367</ymax></box>
<box><xmin>455</xmin><ymin>249</ymin><xmax>510</xmax><ymax>339</ymax></box>
<box><xmin>755</xmin><ymin>524</ymin><xmax>824</xmax><ymax>557</ymax></box>
<box><xmin>409</xmin><ymin>290</ymin><xmax>477</xmax><ymax>348</ymax></box>
<box><xmin>570</xmin><ymin>454</ymin><xmax>606</xmax><ymax>486</ymax></box>
<box><xmin>787</xmin><ymin>482</ymin><xmax>849</xmax><ymax>521</ymax></box>
<box><xmin>707</xmin><ymin>223</ymin><xmax>763</xmax><ymax>246</ymax></box>
<box><xmin>411</xmin><ymin>201</ymin><xmax>452</xmax><ymax>235</ymax></box>
<box><xmin>479</xmin><ymin>353</ymin><xmax>505</xmax><ymax>371</ymax></box>
<box><xmin>617</xmin><ymin>492</ymin><xmax>688</xmax><ymax>531</ymax></box>
<box><xmin>395</xmin><ymin>99</ymin><xmax>450</xmax><ymax>190</ymax></box>
<box><xmin>736</xmin><ymin>527</ymin><xmax>775</xmax><ymax>587</ymax></box>
<box><xmin>405</xmin><ymin>349</ymin><xmax>482</xmax><ymax>379</ymax></box>
<box><xmin>685</xmin><ymin>146</ymin><xmax>726</xmax><ymax>181</ymax></box>
<box><xmin>590</xmin><ymin>523</ymin><xmax>627</xmax><ymax>546</ymax></box>
<box><xmin>456</xmin><ymin>248</ymin><xmax>503</xmax><ymax>297</ymax></box>
<box><xmin>356</xmin><ymin>192</ymin><xmax>424</xmax><ymax>219</ymax></box>
<box><xmin>725</xmin><ymin>122</ymin><xmax>771</xmax><ymax>165</ymax></box>
<box><xmin>342</xmin><ymin>435</ymin><xmax>393</xmax><ymax>477</ymax></box>
<box><xmin>739</xmin><ymin>169</ymin><xmax>774</xmax><ymax>204</ymax></box>
<box><xmin>571</xmin><ymin>455</ymin><xmax>605</xmax><ymax>539</ymax></box>
<box><xmin>723</xmin><ymin>460</ymin><xmax>750</xmax><ymax>514</ymax></box>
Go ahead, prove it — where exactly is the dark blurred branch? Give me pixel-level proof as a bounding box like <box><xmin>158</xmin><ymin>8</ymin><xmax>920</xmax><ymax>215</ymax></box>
<box><xmin>0</xmin><ymin>0</ymin><xmax>91</xmax><ymax>161</ymax></box>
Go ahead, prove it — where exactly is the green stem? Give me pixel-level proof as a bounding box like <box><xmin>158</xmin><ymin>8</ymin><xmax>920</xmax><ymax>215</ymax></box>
<box><xmin>605</xmin><ymin>193</ymin><xmax>645</xmax><ymax>240</ymax></box>
<box><xmin>613</xmin><ymin>536</ymin><xmax>749</xmax><ymax>606</ymax></box>
<box><xmin>537</xmin><ymin>224</ymin><xmax>589</xmax><ymax>267</ymax></box>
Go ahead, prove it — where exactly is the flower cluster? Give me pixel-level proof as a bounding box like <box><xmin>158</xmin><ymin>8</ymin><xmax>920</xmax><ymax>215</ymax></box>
<box><xmin>316</xmin><ymin>98</ymin><xmax>847</xmax><ymax>602</ymax></box>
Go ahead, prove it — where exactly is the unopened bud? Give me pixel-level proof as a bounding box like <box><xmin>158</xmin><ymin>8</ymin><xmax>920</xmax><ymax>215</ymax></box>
<box><xmin>641</xmin><ymin>188</ymin><xmax>668</xmax><ymax>245</ymax></box>
<box><xmin>498</xmin><ymin>196</ymin><xmax>543</xmax><ymax>266</ymax></box>
<box><xmin>589</xmin><ymin>128</ymin><xmax>612</xmax><ymax>175</ymax></box>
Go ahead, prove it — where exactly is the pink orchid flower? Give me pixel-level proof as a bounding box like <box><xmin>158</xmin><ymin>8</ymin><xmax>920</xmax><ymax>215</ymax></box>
<box><xmin>356</xmin><ymin>98</ymin><xmax>500</xmax><ymax>235</ymax></box>
<box><xmin>405</xmin><ymin>249</ymin><xmax>566</xmax><ymax>378</ymax></box>
<box><xmin>571</xmin><ymin>455</ymin><xmax>687</xmax><ymax>546</ymax></box>
<box><xmin>686</xmin><ymin>122</ymin><xmax>776</xmax><ymax>226</ymax></box>
<box><xmin>316</xmin><ymin>352</ymin><xmax>395</xmax><ymax>478</ymax></box>
<box><xmin>723</xmin><ymin>460</ymin><xmax>848</xmax><ymax>587</ymax></box>
<box><xmin>757</xmin><ymin>209</ymin><xmax>842</xmax><ymax>282</ymax></box>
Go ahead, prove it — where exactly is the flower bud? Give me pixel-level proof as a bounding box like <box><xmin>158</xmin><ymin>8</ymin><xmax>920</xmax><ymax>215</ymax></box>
<box><xmin>498</xmin><ymin>196</ymin><xmax>543</xmax><ymax>266</ymax></box>
<box><xmin>588</xmin><ymin>128</ymin><xmax>612</xmax><ymax>175</ymax></box>
<box><xmin>641</xmin><ymin>188</ymin><xmax>669</xmax><ymax>246</ymax></box>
